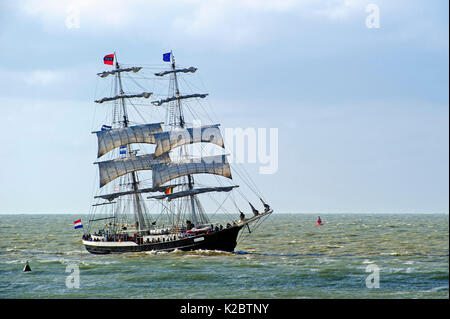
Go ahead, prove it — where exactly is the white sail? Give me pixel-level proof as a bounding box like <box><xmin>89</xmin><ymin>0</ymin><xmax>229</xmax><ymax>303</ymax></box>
<box><xmin>96</xmin><ymin>153</ymin><xmax>171</xmax><ymax>187</ymax></box>
<box><xmin>95</xmin><ymin>123</ymin><xmax>163</xmax><ymax>158</ymax></box>
<box><xmin>152</xmin><ymin>155</ymin><xmax>232</xmax><ymax>188</ymax></box>
<box><xmin>153</xmin><ymin>125</ymin><xmax>224</xmax><ymax>157</ymax></box>
<box><xmin>151</xmin><ymin>93</ymin><xmax>208</xmax><ymax>106</ymax></box>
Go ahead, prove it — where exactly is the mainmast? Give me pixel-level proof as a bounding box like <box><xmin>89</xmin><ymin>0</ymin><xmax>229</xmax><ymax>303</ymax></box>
<box><xmin>114</xmin><ymin>53</ymin><xmax>146</xmax><ymax>232</ymax></box>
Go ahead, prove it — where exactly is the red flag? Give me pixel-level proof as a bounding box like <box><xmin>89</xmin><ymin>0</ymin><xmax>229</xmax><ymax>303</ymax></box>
<box><xmin>165</xmin><ymin>187</ymin><xmax>173</xmax><ymax>195</ymax></box>
<box><xmin>104</xmin><ymin>54</ymin><xmax>114</xmax><ymax>65</ymax></box>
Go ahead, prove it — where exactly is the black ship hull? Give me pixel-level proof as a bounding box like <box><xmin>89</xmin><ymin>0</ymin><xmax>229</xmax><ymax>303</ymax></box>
<box><xmin>83</xmin><ymin>225</ymin><xmax>243</xmax><ymax>255</ymax></box>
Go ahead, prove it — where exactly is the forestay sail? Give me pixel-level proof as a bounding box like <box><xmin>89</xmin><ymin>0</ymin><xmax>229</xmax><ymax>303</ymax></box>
<box><xmin>96</xmin><ymin>153</ymin><xmax>171</xmax><ymax>187</ymax></box>
<box><xmin>95</xmin><ymin>123</ymin><xmax>163</xmax><ymax>158</ymax></box>
<box><xmin>152</xmin><ymin>155</ymin><xmax>232</xmax><ymax>188</ymax></box>
<box><xmin>153</xmin><ymin>124</ymin><xmax>224</xmax><ymax>157</ymax></box>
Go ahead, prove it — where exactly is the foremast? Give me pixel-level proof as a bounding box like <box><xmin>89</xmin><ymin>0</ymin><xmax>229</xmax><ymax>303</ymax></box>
<box><xmin>148</xmin><ymin>51</ymin><xmax>241</xmax><ymax>230</ymax></box>
<box><xmin>169</xmin><ymin>52</ymin><xmax>198</xmax><ymax>228</ymax></box>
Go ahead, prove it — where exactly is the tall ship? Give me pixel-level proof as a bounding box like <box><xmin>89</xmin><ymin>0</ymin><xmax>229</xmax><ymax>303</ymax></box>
<box><xmin>82</xmin><ymin>52</ymin><xmax>272</xmax><ymax>254</ymax></box>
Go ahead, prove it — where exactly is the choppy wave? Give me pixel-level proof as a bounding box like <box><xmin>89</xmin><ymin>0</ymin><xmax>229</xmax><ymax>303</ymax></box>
<box><xmin>0</xmin><ymin>213</ymin><xmax>448</xmax><ymax>298</ymax></box>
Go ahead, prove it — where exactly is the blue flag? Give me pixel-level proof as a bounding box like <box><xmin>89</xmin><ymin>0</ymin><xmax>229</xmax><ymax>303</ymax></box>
<box><xmin>163</xmin><ymin>52</ymin><xmax>171</xmax><ymax>62</ymax></box>
<box><xmin>101</xmin><ymin>125</ymin><xmax>112</xmax><ymax>131</ymax></box>
<box><xmin>120</xmin><ymin>145</ymin><xmax>127</xmax><ymax>155</ymax></box>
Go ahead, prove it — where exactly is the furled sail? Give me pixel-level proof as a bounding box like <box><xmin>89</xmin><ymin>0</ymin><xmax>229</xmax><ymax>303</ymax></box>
<box><xmin>151</xmin><ymin>93</ymin><xmax>208</xmax><ymax>106</ymax></box>
<box><xmin>96</xmin><ymin>153</ymin><xmax>171</xmax><ymax>187</ymax></box>
<box><xmin>95</xmin><ymin>92</ymin><xmax>152</xmax><ymax>104</ymax></box>
<box><xmin>148</xmin><ymin>185</ymin><xmax>238</xmax><ymax>201</ymax></box>
<box><xmin>154</xmin><ymin>66</ymin><xmax>197</xmax><ymax>77</ymax></box>
<box><xmin>97</xmin><ymin>67</ymin><xmax>142</xmax><ymax>78</ymax></box>
<box><xmin>94</xmin><ymin>123</ymin><xmax>163</xmax><ymax>158</ymax></box>
<box><xmin>95</xmin><ymin>184</ymin><xmax>183</xmax><ymax>202</ymax></box>
<box><xmin>152</xmin><ymin>155</ymin><xmax>232</xmax><ymax>188</ymax></box>
<box><xmin>153</xmin><ymin>124</ymin><xmax>224</xmax><ymax>157</ymax></box>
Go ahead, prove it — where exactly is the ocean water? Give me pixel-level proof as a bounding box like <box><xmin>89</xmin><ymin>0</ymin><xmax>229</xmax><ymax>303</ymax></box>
<box><xmin>0</xmin><ymin>214</ymin><xmax>448</xmax><ymax>299</ymax></box>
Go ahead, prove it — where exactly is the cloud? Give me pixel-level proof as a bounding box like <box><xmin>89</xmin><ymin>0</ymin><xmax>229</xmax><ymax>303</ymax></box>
<box><xmin>0</xmin><ymin>68</ymin><xmax>67</xmax><ymax>88</ymax></box>
<box><xmin>15</xmin><ymin>0</ymin><xmax>367</xmax><ymax>49</ymax></box>
<box><xmin>23</xmin><ymin>70</ymin><xmax>65</xmax><ymax>86</ymax></box>
<box><xmin>167</xmin><ymin>0</ymin><xmax>366</xmax><ymax>48</ymax></box>
<box><xmin>0</xmin><ymin>66</ymin><xmax>89</xmax><ymax>102</ymax></box>
<box><xmin>16</xmin><ymin>0</ymin><xmax>445</xmax><ymax>53</ymax></box>
<box><xmin>19</xmin><ymin>0</ymin><xmax>135</xmax><ymax>28</ymax></box>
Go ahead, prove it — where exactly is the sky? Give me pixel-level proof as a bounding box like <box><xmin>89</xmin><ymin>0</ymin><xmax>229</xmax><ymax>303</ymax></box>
<box><xmin>0</xmin><ymin>0</ymin><xmax>448</xmax><ymax>214</ymax></box>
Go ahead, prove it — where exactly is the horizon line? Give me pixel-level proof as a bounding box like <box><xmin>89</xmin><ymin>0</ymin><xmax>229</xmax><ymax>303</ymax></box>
<box><xmin>0</xmin><ymin>211</ymin><xmax>448</xmax><ymax>215</ymax></box>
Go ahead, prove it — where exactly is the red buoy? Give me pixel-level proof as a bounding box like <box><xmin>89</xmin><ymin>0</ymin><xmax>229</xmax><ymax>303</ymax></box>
<box><xmin>316</xmin><ymin>216</ymin><xmax>323</xmax><ymax>226</ymax></box>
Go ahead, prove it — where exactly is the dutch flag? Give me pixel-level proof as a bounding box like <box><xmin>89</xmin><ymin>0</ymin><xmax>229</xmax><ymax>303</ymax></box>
<box><xmin>74</xmin><ymin>219</ymin><xmax>83</xmax><ymax>229</ymax></box>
